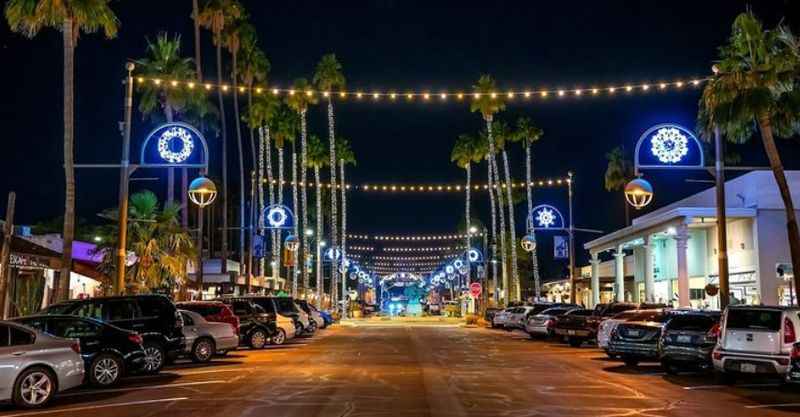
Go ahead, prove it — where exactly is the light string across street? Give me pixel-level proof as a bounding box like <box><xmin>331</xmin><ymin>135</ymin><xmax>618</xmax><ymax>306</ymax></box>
<box><xmin>347</xmin><ymin>233</ymin><xmax>481</xmax><ymax>241</ymax></box>
<box><xmin>261</xmin><ymin>178</ymin><xmax>571</xmax><ymax>191</ymax></box>
<box><xmin>135</xmin><ymin>76</ymin><xmax>708</xmax><ymax>101</ymax></box>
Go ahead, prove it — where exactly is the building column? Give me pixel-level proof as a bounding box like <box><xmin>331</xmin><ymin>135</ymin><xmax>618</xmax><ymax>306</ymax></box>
<box><xmin>590</xmin><ymin>252</ymin><xmax>601</xmax><ymax>308</ymax></box>
<box><xmin>614</xmin><ymin>247</ymin><xmax>626</xmax><ymax>302</ymax></box>
<box><xmin>643</xmin><ymin>236</ymin><xmax>655</xmax><ymax>303</ymax></box>
<box><xmin>674</xmin><ymin>224</ymin><xmax>690</xmax><ymax>307</ymax></box>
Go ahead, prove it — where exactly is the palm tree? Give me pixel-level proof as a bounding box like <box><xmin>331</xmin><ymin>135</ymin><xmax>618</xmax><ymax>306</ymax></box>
<box><xmin>471</xmin><ymin>75</ymin><xmax>506</xmax><ymax>305</ymax></box>
<box><xmin>272</xmin><ymin>105</ymin><xmax>298</xmax><ymax>285</ymax></box>
<box><xmin>698</xmin><ymin>11</ymin><xmax>800</xmax><ymax>300</ymax></box>
<box><xmin>197</xmin><ymin>0</ymin><xmax>242</xmax><ymax>273</ymax></box>
<box><xmin>604</xmin><ymin>146</ymin><xmax>635</xmax><ymax>226</ymax></box>
<box><xmin>191</xmin><ymin>0</ymin><xmax>202</xmax><ymax>82</ymax></box>
<box><xmin>306</xmin><ymin>135</ymin><xmax>329</xmax><ymax>305</ymax></box>
<box><xmin>337</xmin><ymin>137</ymin><xmax>356</xmax><ymax>309</ymax></box>
<box><xmin>513</xmin><ymin>117</ymin><xmax>544</xmax><ymax>299</ymax></box>
<box><xmin>286</xmin><ymin>78</ymin><xmax>319</xmax><ymax>294</ymax></box>
<box><xmin>451</xmin><ymin>133</ymin><xmax>481</xmax><ymax>287</ymax></box>
<box><xmin>5</xmin><ymin>0</ymin><xmax>119</xmax><ymax>302</ymax></box>
<box><xmin>97</xmin><ymin>190</ymin><xmax>195</xmax><ymax>294</ymax></box>
<box><xmin>492</xmin><ymin>120</ymin><xmax>521</xmax><ymax>302</ymax></box>
<box><xmin>313</xmin><ymin>54</ymin><xmax>345</xmax><ymax>310</ymax></box>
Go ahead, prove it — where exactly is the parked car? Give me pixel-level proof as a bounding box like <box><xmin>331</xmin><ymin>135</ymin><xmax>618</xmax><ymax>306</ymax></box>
<box><xmin>0</xmin><ymin>321</ymin><xmax>84</xmax><ymax>409</ymax></box>
<box><xmin>178</xmin><ymin>310</ymin><xmax>239</xmax><ymax>362</ymax></box>
<box><xmin>491</xmin><ymin>307</ymin><xmax>515</xmax><ymax>329</ymax></box>
<box><xmin>607</xmin><ymin>310</ymin><xmax>670</xmax><ymax>366</ymax></box>
<box><xmin>598</xmin><ymin>309</ymin><xmax>664</xmax><ymax>354</ymax></box>
<box><xmin>15</xmin><ymin>315</ymin><xmax>145</xmax><ymax>387</ymax></box>
<box><xmin>525</xmin><ymin>306</ymin><xmax>579</xmax><ymax>338</ymax></box>
<box><xmin>553</xmin><ymin>309</ymin><xmax>595</xmax><ymax>345</ymax></box>
<box><xmin>296</xmin><ymin>299</ymin><xmax>325</xmax><ymax>330</ymax></box>
<box><xmin>220</xmin><ymin>299</ymin><xmax>277</xmax><ymax>349</ymax></box>
<box><xmin>659</xmin><ymin>311</ymin><xmax>721</xmax><ymax>374</ymax></box>
<box><xmin>788</xmin><ymin>342</ymin><xmax>800</xmax><ymax>383</ymax></box>
<box><xmin>503</xmin><ymin>306</ymin><xmax>537</xmax><ymax>330</ymax></box>
<box><xmin>244</xmin><ymin>296</ymin><xmax>312</xmax><ymax>336</ymax></box>
<box><xmin>175</xmin><ymin>301</ymin><xmax>241</xmax><ymax>344</ymax></box>
<box><xmin>39</xmin><ymin>295</ymin><xmax>184</xmax><ymax>374</ymax></box>
<box><xmin>272</xmin><ymin>314</ymin><xmax>297</xmax><ymax>345</ymax></box>
<box><xmin>484</xmin><ymin>308</ymin><xmax>501</xmax><ymax>326</ymax></box>
<box><xmin>712</xmin><ymin>305</ymin><xmax>800</xmax><ymax>379</ymax></box>
<box><xmin>556</xmin><ymin>302</ymin><xmax>640</xmax><ymax>347</ymax></box>
<box><xmin>318</xmin><ymin>309</ymin><xmax>334</xmax><ymax>327</ymax></box>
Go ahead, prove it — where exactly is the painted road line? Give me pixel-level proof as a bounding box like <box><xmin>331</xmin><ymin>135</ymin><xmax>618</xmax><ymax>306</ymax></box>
<box><xmin>682</xmin><ymin>385</ymin><xmax>726</xmax><ymax>390</ymax></box>
<box><xmin>60</xmin><ymin>380</ymin><xmax>226</xmax><ymax>397</ymax></box>
<box><xmin>3</xmin><ymin>397</ymin><xmax>189</xmax><ymax>417</ymax></box>
<box><xmin>745</xmin><ymin>403</ymin><xmax>800</xmax><ymax>409</ymax></box>
<box><xmin>683</xmin><ymin>382</ymin><xmax>781</xmax><ymax>390</ymax></box>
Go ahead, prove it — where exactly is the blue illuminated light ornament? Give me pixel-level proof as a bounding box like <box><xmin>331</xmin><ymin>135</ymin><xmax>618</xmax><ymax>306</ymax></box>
<box><xmin>157</xmin><ymin>127</ymin><xmax>195</xmax><ymax>163</ymax></box>
<box><xmin>445</xmin><ymin>265</ymin><xmax>455</xmax><ymax>275</ymax></box>
<box><xmin>325</xmin><ymin>248</ymin><xmax>342</xmax><ymax>261</ymax></box>
<box><xmin>262</xmin><ymin>204</ymin><xmax>295</xmax><ymax>230</ymax></box>
<box><xmin>529</xmin><ymin>204</ymin><xmax>565</xmax><ymax>230</ymax></box>
<box><xmin>466</xmin><ymin>248</ymin><xmax>483</xmax><ymax>263</ymax></box>
<box><xmin>536</xmin><ymin>207</ymin><xmax>556</xmax><ymax>228</ymax></box>
<box><xmin>650</xmin><ymin>127</ymin><xmax>688</xmax><ymax>163</ymax></box>
<box><xmin>453</xmin><ymin>259</ymin><xmax>464</xmax><ymax>269</ymax></box>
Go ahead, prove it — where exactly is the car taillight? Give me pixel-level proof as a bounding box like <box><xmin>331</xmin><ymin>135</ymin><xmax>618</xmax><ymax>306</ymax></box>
<box><xmin>546</xmin><ymin>319</ymin><xmax>554</xmax><ymax>328</ymax></box>
<box><xmin>128</xmin><ymin>334</ymin><xmax>144</xmax><ymax>345</ymax></box>
<box><xmin>707</xmin><ymin>323</ymin><xmax>720</xmax><ymax>339</ymax></box>
<box><xmin>70</xmin><ymin>341</ymin><xmax>81</xmax><ymax>354</ymax></box>
<box><xmin>712</xmin><ymin>350</ymin><xmax>722</xmax><ymax>360</ymax></box>
<box><xmin>785</xmin><ymin>318</ymin><xmax>796</xmax><ymax>344</ymax></box>
<box><xmin>791</xmin><ymin>344</ymin><xmax>800</xmax><ymax>360</ymax></box>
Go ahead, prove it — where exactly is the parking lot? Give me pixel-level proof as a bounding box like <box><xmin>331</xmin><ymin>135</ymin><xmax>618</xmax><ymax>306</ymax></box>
<box><xmin>3</xmin><ymin>322</ymin><xmax>800</xmax><ymax>417</ymax></box>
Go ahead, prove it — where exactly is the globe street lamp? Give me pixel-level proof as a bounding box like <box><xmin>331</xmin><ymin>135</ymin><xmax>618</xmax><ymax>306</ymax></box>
<box><xmin>189</xmin><ymin>176</ymin><xmax>217</xmax><ymax>299</ymax></box>
<box><xmin>624</xmin><ymin>178</ymin><xmax>654</xmax><ymax>210</ymax></box>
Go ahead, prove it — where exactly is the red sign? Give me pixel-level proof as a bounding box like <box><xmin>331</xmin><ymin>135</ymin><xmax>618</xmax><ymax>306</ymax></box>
<box><xmin>469</xmin><ymin>282</ymin><xmax>482</xmax><ymax>298</ymax></box>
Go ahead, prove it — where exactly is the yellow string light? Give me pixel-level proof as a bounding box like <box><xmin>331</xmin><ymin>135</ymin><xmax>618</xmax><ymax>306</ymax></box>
<box><xmin>134</xmin><ymin>76</ymin><xmax>709</xmax><ymax>102</ymax></box>
<box><xmin>347</xmin><ymin>233</ymin><xmax>480</xmax><ymax>241</ymax></box>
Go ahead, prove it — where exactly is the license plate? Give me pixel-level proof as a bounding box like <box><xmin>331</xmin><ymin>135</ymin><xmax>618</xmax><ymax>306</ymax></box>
<box><xmin>740</xmin><ymin>363</ymin><xmax>757</xmax><ymax>373</ymax></box>
<box><xmin>568</xmin><ymin>330</ymin><xmax>576</xmax><ymax>335</ymax></box>
<box><xmin>677</xmin><ymin>335</ymin><xmax>692</xmax><ymax>343</ymax></box>
<box><xmin>628</xmin><ymin>330</ymin><xmax>641</xmax><ymax>337</ymax></box>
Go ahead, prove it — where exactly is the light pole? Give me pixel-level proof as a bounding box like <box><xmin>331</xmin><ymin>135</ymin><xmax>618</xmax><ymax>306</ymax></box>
<box><xmin>189</xmin><ymin>176</ymin><xmax>217</xmax><ymax>300</ymax></box>
<box><xmin>285</xmin><ymin>234</ymin><xmax>299</xmax><ymax>298</ymax></box>
<box><xmin>115</xmin><ymin>62</ymin><xmax>134</xmax><ymax>295</ymax></box>
<box><xmin>568</xmin><ymin>171</ymin><xmax>576</xmax><ymax>305</ymax></box>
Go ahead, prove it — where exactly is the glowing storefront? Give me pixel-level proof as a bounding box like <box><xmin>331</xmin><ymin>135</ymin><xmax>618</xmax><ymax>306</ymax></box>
<box><xmin>581</xmin><ymin>171</ymin><xmax>800</xmax><ymax>308</ymax></box>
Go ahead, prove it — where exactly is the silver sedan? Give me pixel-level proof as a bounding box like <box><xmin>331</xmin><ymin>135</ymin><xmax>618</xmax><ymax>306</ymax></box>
<box><xmin>179</xmin><ymin>310</ymin><xmax>239</xmax><ymax>363</ymax></box>
<box><xmin>0</xmin><ymin>321</ymin><xmax>84</xmax><ymax>409</ymax></box>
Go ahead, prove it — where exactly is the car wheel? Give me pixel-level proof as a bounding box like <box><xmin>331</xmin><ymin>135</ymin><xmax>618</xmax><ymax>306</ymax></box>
<box><xmin>715</xmin><ymin>372</ymin><xmax>736</xmax><ymax>385</ymax></box>
<box><xmin>568</xmin><ymin>337</ymin><xmax>583</xmax><ymax>348</ymax></box>
<box><xmin>142</xmin><ymin>342</ymin><xmax>165</xmax><ymax>374</ymax></box>
<box><xmin>308</xmin><ymin>321</ymin><xmax>318</xmax><ymax>334</ymax></box>
<box><xmin>271</xmin><ymin>329</ymin><xmax>287</xmax><ymax>346</ymax></box>
<box><xmin>606</xmin><ymin>352</ymin><xmax>619</xmax><ymax>359</ymax></box>
<box><xmin>13</xmin><ymin>367</ymin><xmax>56</xmax><ymax>409</ymax></box>
<box><xmin>191</xmin><ymin>338</ymin><xmax>216</xmax><ymax>363</ymax></box>
<box><xmin>89</xmin><ymin>353</ymin><xmax>124</xmax><ymax>387</ymax></box>
<box><xmin>661</xmin><ymin>360</ymin><xmax>680</xmax><ymax>375</ymax></box>
<box><xmin>623</xmin><ymin>357</ymin><xmax>639</xmax><ymax>367</ymax></box>
<box><xmin>249</xmin><ymin>329</ymin><xmax>267</xmax><ymax>349</ymax></box>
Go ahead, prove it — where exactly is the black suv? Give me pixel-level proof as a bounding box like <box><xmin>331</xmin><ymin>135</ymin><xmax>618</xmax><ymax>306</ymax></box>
<box><xmin>218</xmin><ymin>298</ymin><xmax>277</xmax><ymax>349</ymax></box>
<box><xmin>40</xmin><ymin>295</ymin><xmax>183</xmax><ymax>373</ymax></box>
<box><xmin>243</xmin><ymin>296</ymin><xmax>307</xmax><ymax>335</ymax></box>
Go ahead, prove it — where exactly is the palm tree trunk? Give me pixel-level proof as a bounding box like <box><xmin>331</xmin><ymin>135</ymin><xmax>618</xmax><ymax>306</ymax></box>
<box><xmin>487</xmin><ymin>156</ymin><xmax>498</xmax><ymax>306</ymax></box>
<box><xmin>192</xmin><ymin>0</ymin><xmax>202</xmax><ymax>82</ymax></box>
<box><xmin>291</xmin><ymin>142</ymin><xmax>299</xmax><ymax>297</ymax></box>
<box><xmin>164</xmin><ymin>107</ymin><xmax>175</xmax><ymax>206</ymax></box>
<box><xmin>277</xmin><ymin>146</ymin><xmax>284</xmax><ymax>283</ymax></box>
<box><xmin>758</xmin><ymin>115</ymin><xmax>800</xmax><ymax>302</ymax></box>
<box><xmin>525</xmin><ymin>144</ymin><xmax>541</xmax><ymax>300</ymax></box>
<box><xmin>465</xmin><ymin>163</ymin><xmax>471</xmax><ymax>289</ymax></box>
<box><xmin>232</xmin><ymin>51</ymin><xmax>246</xmax><ymax>283</ymax></box>
<box><xmin>327</xmin><ymin>98</ymin><xmax>338</xmax><ymax>311</ymax></box>
<box><xmin>264</xmin><ymin>127</ymin><xmax>276</xmax><ymax>278</ymax></box>
<box><xmin>246</xmin><ymin>88</ymin><xmax>256</xmax><ymax>281</ymax></box>
<box><xmin>216</xmin><ymin>41</ymin><xmax>228</xmax><ymax>273</ymax></box>
<box><xmin>486</xmin><ymin>119</ymin><xmax>508</xmax><ymax>306</ymax></box>
<box><xmin>340</xmin><ymin>158</ymin><xmax>347</xmax><ymax>314</ymax></box>
<box><xmin>57</xmin><ymin>19</ymin><xmax>76</xmax><ymax>302</ymax></box>
<box><xmin>314</xmin><ymin>166</ymin><xmax>323</xmax><ymax>305</ymax></box>
<box><xmin>300</xmin><ymin>109</ymin><xmax>310</xmax><ymax>293</ymax></box>
<box><xmin>502</xmin><ymin>150</ymin><xmax>519</xmax><ymax>301</ymax></box>
<box><xmin>258</xmin><ymin>127</ymin><xmax>266</xmax><ymax>277</ymax></box>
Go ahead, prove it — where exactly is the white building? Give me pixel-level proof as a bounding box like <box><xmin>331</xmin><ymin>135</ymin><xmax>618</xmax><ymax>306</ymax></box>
<box><xmin>581</xmin><ymin>171</ymin><xmax>800</xmax><ymax>308</ymax></box>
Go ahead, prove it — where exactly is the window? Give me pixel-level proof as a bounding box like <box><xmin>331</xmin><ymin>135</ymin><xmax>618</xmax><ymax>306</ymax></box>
<box><xmin>667</xmin><ymin>315</ymin><xmax>718</xmax><ymax>332</ymax></box>
<box><xmin>181</xmin><ymin>304</ymin><xmax>222</xmax><ymax>317</ymax></box>
<box><xmin>569</xmin><ymin>309</ymin><xmax>593</xmax><ymax>316</ymax></box>
<box><xmin>0</xmin><ymin>325</ymin><xmax>9</xmax><ymax>346</ymax></box>
<box><xmin>73</xmin><ymin>301</ymin><xmax>103</xmax><ymax>320</ymax></box>
<box><xmin>690</xmin><ymin>288</ymin><xmax>705</xmax><ymax>300</ymax></box>
<box><xmin>273</xmin><ymin>298</ymin><xmax>296</xmax><ymax>314</ymax></box>
<box><xmin>48</xmin><ymin>319</ymin><xmax>101</xmax><ymax>339</ymax></box>
<box><xmin>232</xmin><ymin>301</ymin><xmax>251</xmax><ymax>316</ymax></box>
<box><xmin>106</xmin><ymin>300</ymin><xmax>137</xmax><ymax>321</ymax></box>
<box><xmin>180</xmin><ymin>312</ymin><xmax>195</xmax><ymax>326</ymax></box>
<box><xmin>9</xmin><ymin>327</ymin><xmax>34</xmax><ymax>346</ymax></box>
<box><xmin>17</xmin><ymin>318</ymin><xmax>46</xmax><ymax>332</ymax></box>
<box><xmin>726</xmin><ymin>309</ymin><xmax>782</xmax><ymax>331</ymax></box>
<box><xmin>138</xmin><ymin>297</ymin><xmax>166</xmax><ymax>318</ymax></box>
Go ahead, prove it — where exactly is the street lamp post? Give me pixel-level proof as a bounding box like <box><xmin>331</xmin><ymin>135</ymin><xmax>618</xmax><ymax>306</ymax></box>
<box><xmin>115</xmin><ymin>63</ymin><xmax>135</xmax><ymax>295</ymax></box>
<box><xmin>189</xmin><ymin>176</ymin><xmax>217</xmax><ymax>300</ymax></box>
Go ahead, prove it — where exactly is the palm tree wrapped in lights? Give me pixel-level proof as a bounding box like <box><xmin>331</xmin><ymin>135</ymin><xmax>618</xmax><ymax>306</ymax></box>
<box><xmin>492</xmin><ymin>120</ymin><xmax>520</xmax><ymax>301</ymax></box>
<box><xmin>337</xmin><ymin>137</ymin><xmax>356</xmax><ymax>310</ymax></box>
<box><xmin>313</xmin><ymin>54</ymin><xmax>345</xmax><ymax>310</ymax></box>
<box><xmin>512</xmin><ymin>117</ymin><xmax>544</xmax><ymax>300</ymax></box>
<box><xmin>451</xmin><ymin>133</ymin><xmax>482</xmax><ymax>287</ymax></box>
<box><xmin>287</xmin><ymin>78</ymin><xmax>319</xmax><ymax>294</ymax></box>
<box><xmin>306</xmin><ymin>135</ymin><xmax>330</xmax><ymax>305</ymax></box>
<box><xmin>698</xmin><ymin>11</ymin><xmax>800</xmax><ymax>300</ymax></box>
<box><xmin>471</xmin><ymin>75</ymin><xmax>507</xmax><ymax>305</ymax></box>
<box><xmin>272</xmin><ymin>105</ymin><xmax>298</xmax><ymax>288</ymax></box>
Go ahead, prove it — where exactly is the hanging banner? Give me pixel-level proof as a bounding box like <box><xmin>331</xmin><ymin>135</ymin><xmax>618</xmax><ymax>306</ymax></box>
<box><xmin>253</xmin><ymin>235</ymin><xmax>266</xmax><ymax>259</ymax></box>
<box><xmin>554</xmin><ymin>235</ymin><xmax>569</xmax><ymax>259</ymax></box>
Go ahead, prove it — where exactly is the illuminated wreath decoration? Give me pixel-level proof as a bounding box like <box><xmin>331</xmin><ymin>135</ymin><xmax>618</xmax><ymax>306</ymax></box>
<box><xmin>535</xmin><ymin>208</ymin><xmax>557</xmax><ymax>228</ymax></box>
<box><xmin>650</xmin><ymin>127</ymin><xmax>688</xmax><ymax>163</ymax></box>
<box><xmin>157</xmin><ymin>127</ymin><xmax>195</xmax><ymax>163</ymax></box>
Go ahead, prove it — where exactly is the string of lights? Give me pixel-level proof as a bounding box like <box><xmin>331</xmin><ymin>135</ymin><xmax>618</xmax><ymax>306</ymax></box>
<box><xmin>262</xmin><ymin>178</ymin><xmax>570</xmax><ymax>191</ymax></box>
<box><xmin>347</xmin><ymin>233</ymin><xmax>480</xmax><ymax>241</ymax></box>
<box><xmin>383</xmin><ymin>246</ymin><xmax>467</xmax><ymax>252</ymax></box>
<box><xmin>347</xmin><ymin>246</ymin><xmax>375</xmax><ymax>251</ymax></box>
<box><xmin>136</xmin><ymin>76</ymin><xmax>708</xmax><ymax>101</ymax></box>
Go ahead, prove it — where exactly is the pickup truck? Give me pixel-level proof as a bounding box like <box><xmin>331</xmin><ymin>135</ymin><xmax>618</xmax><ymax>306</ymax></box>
<box><xmin>554</xmin><ymin>303</ymin><xmax>640</xmax><ymax>347</ymax></box>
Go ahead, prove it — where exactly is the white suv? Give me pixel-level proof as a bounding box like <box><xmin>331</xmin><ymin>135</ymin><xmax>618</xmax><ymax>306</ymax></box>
<box><xmin>712</xmin><ymin>306</ymin><xmax>800</xmax><ymax>377</ymax></box>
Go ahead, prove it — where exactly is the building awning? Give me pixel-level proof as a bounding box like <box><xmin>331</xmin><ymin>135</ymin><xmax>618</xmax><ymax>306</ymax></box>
<box><xmin>0</xmin><ymin>235</ymin><xmax>108</xmax><ymax>282</ymax></box>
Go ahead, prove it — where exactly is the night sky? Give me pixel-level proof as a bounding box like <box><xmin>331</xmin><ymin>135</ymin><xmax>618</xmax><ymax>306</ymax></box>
<box><xmin>1</xmin><ymin>1</ymin><xmax>799</xmax><ymax>279</ymax></box>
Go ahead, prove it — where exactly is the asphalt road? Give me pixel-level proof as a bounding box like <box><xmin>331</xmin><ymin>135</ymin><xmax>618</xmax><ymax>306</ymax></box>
<box><xmin>3</xmin><ymin>322</ymin><xmax>800</xmax><ymax>417</ymax></box>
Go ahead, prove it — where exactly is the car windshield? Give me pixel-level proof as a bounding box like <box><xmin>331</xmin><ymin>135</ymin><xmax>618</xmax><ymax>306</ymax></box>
<box><xmin>629</xmin><ymin>310</ymin><xmax>664</xmax><ymax>322</ymax></box>
<box><xmin>568</xmin><ymin>309</ymin><xmax>593</xmax><ymax>316</ymax></box>
<box><xmin>725</xmin><ymin>309</ymin><xmax>782</xmax><ymax>331</ymax></box>
<box><xmin>667</xmin><ymin>314</ymin><xmax>718</xmax><ymax>331</ymax></box>
<box><xmin>179</xmin><ymin>304</ymin><xmax>222</xmax><ymax>317</ymax></box>
<box><xmin>39</xmin><ymin>302</ymin><xmax>78</xmax><ymax>315</ymax></box>
<box><xmin>273</xmin><ymin>298</ymin><xmax>297</xmax><ymax>314</ymax></box>
<box><xmin>540</xmin><ymin>308</ymin><xmax>569</xmax><ymax>316</ymax></box>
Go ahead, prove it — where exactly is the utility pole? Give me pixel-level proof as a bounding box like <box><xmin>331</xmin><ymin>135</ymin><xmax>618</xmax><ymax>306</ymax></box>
<box><xmin>568</xmin><ymin>171</ymin><xmax>577</xmax><ymax>304</ymax></box>
<box><xmin>115</xmin><ymin>63</ymin><xmax>134</xmax><ymax>295</ymax></box>
<box><xmin>714</xmin><ymin>127</ymin><xmax>730</xmax><ymax>308</ymax></box>
<box><xmin>0</xmin><ymin>192</ymin><xmax>16</xmax><ymax>319</ymax></box>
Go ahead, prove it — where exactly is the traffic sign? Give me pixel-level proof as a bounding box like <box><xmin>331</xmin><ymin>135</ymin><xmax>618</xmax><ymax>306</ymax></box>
<box><xmin>469</xmin><ymin>282</ymin><xmax>482</xmax><ymax>298</ymax></box>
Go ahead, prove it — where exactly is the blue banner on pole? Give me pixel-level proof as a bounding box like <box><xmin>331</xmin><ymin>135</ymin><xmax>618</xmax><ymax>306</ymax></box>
<box><xmin>253</xmin><ymin>235</ymin><xmax>266</xmax><ymax>259</ymax></box>
<box><xmin>554</xmin><ymin>235</ymin><xmax>569</xmax><ymax>259</ymax></box>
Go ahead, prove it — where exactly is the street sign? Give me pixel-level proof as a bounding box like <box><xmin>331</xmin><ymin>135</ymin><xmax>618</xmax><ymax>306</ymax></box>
<box><xmin>554</xmin><ymin>235</ymin><xmax>569</xmax><ymax>259</ymax></box>
<box><xmin>469</xmin><ymin>282</ymin><xmax>482</xmax><ymax>298</ymax></box>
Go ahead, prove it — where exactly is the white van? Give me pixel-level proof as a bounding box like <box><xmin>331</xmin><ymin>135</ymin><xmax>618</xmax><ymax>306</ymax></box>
<box><xmin>712</xmin><ymin>306</ymin><xmax>800</xmax><ymax>377</ymax></box>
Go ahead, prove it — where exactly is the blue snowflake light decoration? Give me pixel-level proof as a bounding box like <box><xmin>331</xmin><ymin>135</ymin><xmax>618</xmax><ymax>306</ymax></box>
<box><xmin>650</xmin><ymin>127</ymin><xmax>689</xmax><ymax>164</ymax></box>
<box><xmin>157</xmin><ymin>126</ymin><xmax>195</xmax><ymax>163</ymax></box>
